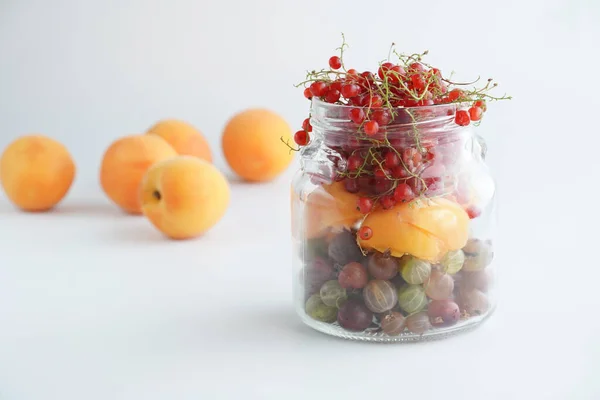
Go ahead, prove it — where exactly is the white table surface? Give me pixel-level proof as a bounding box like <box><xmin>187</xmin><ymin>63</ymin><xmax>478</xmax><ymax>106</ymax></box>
<box><xmin>0</xmin><ymin>162</ymin><xmax>598</xmax><ymax>400</ymax></box>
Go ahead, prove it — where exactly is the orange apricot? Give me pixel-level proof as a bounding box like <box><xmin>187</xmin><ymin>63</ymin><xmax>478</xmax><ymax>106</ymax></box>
<box><xmin>358</xmin><ymin>197</ymin><xmax>470</xmax><ymax>262</ymax></box>
<box><xmin>147</xmin><ymin>119</ymin><xmax>212</xmax><ymax>162</ymax></box>
<box><xmin>140</xmin><ymin>156</ymin><xmax>230</xmax><ymax>239</ymax></box>
<box><xmin>100</xmin><ymin>134</ymin><xmax>177</xmax><ymax>214</ymax></box>
<box><xmin>0</xmin><ymin>135</ymin><xmax>75</xmax><ymax>211</ymax></box>
<box><xmin>302</xmin><ymin>181</ymin><xmax>363</xmax><ymax>239</ymax></box>
<box><xmin>222</xmin><ymin>108</ymin><xmax>294</xmax><ymax>182</ymax></box>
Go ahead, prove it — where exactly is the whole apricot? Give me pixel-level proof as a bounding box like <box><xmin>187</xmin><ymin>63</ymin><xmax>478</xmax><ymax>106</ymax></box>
<box><xmin>0</xmin><ymin>135</ymin><xmax>75</xmax><ymax>211</ymax></box>
<box><xmin>100</xmin><ymin>134</ymin><xmax>177</xmax><ymax>214</ymax></box>
<box><xmin>147</xmin><ymin>119</ymin><xmax>212</xmax><ymax>162</ymax></box>
<box><xmin>140</xmin><ymin>156</ymin><xmax>230</xmax><ymax>239</ymax></box>
<box><xmin>221</xmin><ymin>108</ymin><xmax>294</xmax><ymax>182</ymax></box>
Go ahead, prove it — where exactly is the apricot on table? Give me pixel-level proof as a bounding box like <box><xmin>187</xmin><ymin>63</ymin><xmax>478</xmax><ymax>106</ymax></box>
<box><xmin>140</xmin><ymin>156</ymin><xmax>230</xmax><ymax>239</ymax></box>
<box><xmin>0</xmin><ymin>135</ymin><xmax>76</xmax><ymax>211</ymax></box>
<box><xmin>100</xmin><ymin>134</ymin><xmax>177</xmax><ymax>214</ymax></box>
<box><xmin>147</xmin><ymin>119</ymin><xmax>212</xmax><ymax>163</ymax></box>
<box><xmin>358</xmin><ymin>197</ymin><xmax>470</xmax><ymax>263</ymax></box>
<box><xmin>221</xmin><ymin>108</ymin><xmax>294</xmax><ymax>182</ymax></box>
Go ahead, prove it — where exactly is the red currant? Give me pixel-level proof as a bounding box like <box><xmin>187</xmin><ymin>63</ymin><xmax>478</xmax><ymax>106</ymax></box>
<box><xmin>393</xmin><ymin>183</ymin><xmax>414</xmax><ymax>202</ymax></box>
<box><xmin>454</xmin><ymin>110</ymin><xmax>471</xmax><ymax>126</ymax></box>
<box><xmin>302</xmin><ymin>118</ymin><xmax>312</xmax><ymax>132</ymax></box>
<box><xmin>357</xmin><ymin>197</ymin><xmax>374</xmax><ymax>214</ymax></box>
<box><xmin>388</xmin><ymin>65</ymin><xmax>406</xmax><ymax>83</ymax></box>
<box><xmin>349</xmin><ymin>108</ymin><xmax>366</xmax><ymax>124</ymax></box>
<box><xmin>372</xmin><ymin>109</ymin><xmax>391</xmax><ymax>126</ymax></box>
<box><xmin>368</xmin><ymin>95</ymin><xmax>383</xmax><ymax>108</ymax></box>
<box><xmin>392</xmin><ymin>166</ymin><xmax>410</xmax><ymax>179</ymax></box>
<box><xmin>325</xmin><ymin>89</ymin><xmax>341</xmax><ymax>103</ymax></box>
<box><xmin>347</xmin><ymin>68</ymin><xmax>358</xmax><ymax>75</ymax></box>
<box><xmin>364</xmin><ymin>120</ymin><xmax>379</xmax><ymax>136</ymax></box>
<box><xmin>374</xmin><ymin>167</ymin><xmax>391</xmax><ymax>178</ymax></box>
<box><xmin>411</xmin><ymin>74</ymin><xmax>426</xmax><ymax>92</ymax></box>
<box><xmin>329</xmin><ymin>56</ymin><xmax>342</xmax><ymax>70</ymax></box>
<box><xmin>341</xmin><ymin>84</ymin><xmax>361</xmax><ymax>98</ymax></box>
<box><xmin>358</xmin><ymin>226</ymin><xmax>373</xmax><ymax>240</ymax></box>
<box><xmin>374</xmin><ymin>179</ymin><xmax>392</xmax><ymax>194</ymax></box>
<box><xmin>303</xmin><ymin>88</ymin><xmax>313</xmax><ymax>99</ymax></box>
<box><xmin>344</xmin><ymin>178</ymin><xmax>360</xmax><ymax>193</ymax></box>
<box><xmin>417</xmin><ymin>99</ymin><xmax>435</xmax><ymax>106</ymax></box>
<box><xmin>466</xmin><ymin>207</ymin><xmax>481</xmax><ymax>219</ymax></box>
<box><xmin>448</xmin><ymin>89</ymin><xmax>463</xmax><ymax>102</ymax></box>
<box><xmin>474</xmin><ymin>99</ymin><xmax>487</xmax><ymax>111</ymax></box>
<box><xmin>469</xmin><ymin>106</ymin><xmax>483</xmax><ymax>121</ymax></box>
<box><xmin>347</xmin><ymin>153</ymin><xmax>364</xmax><ymax>171</ymax></box>
<box><xmin>378</xmin><ymin>62</ymin><xmax>394</xmax><ymax>80</ymax></box>
<box><xmin>384</xmin><ymin>151</ymin><xmax>400</xmax><ymax>168</ymax></box>
<box><xmin>310</xmin><ymin>81</ymin><xmax>328</xmax><ymax>97</ymax></box>
<box><xmin>294</xmin><ymin>130</ymin><xmax>309</xmax><ymax>146</ymax></box>
<box><xmin>409</xmin><ymin>62</ymin><xmax>426</xmax><ymax>73</ymax></box>
<box><xmin>360</xmin><ymin>71</ymin><xmax>375</xmax><ymax>82</ymax></box>
<box><xmin>330</xmin><ymin>80</ymin><xmax>343</xmax><ymax>92</ymax></box>
<box><xmin>380</xmin><ymin>195</ymin><xmax>396</xmax><ymax>210</ymax></box>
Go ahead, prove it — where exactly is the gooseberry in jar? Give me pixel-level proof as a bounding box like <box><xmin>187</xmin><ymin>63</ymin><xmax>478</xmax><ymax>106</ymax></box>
<box><xmin>440</xmin><ymin>249</ymin><xmax>465</xmax><ymax>275</ymax></box>
<box><xmin>397</xmin><ymin>284</ymin><xmax>428</xmax><ymax>314</ymax></box>
<box><xmin>319</xmin><ymin>280</ymin><xmax>348</xmax><ymax>308</ymax></box>
<box><xmin>428</xmin><ymin>299</ymin><xmax>460</xmax><ymax>327</ymax></box>
<box><xmin>337</xmin><ymin>298</ymin><xmax>373</xmax><ymax>331</ymax></box>
<box><xmin>457</xmin><ymin>289</ymin><xmax>490</xmax><ymax>315</ymax></box>
<box><xmin>425</xmin><ymin>270</ymin><xmax>454</xmax><ymax>300</ymax></box>
<box><xmin>327</xmin><ymin>230</ymin><xmax>366</xmax><ymax>266</ymax></box>
<box><xmin>338</xmin><ymin>262</ymin><xmax>369</xmax><ymax>289</ymax></box>
<box><xmin>405</xmin><ymin>311</ymin><xmax>432</xmax><ymax>335</ymax></box>
<box><xmin>305</xmin><ymin>294</ymin><xmax>337</xmax><ymax>323</ymax></box>
<box><xmin>367</xmin><ymin>252</ymin><xmax>398</xmax><ymax>280</ymax></box>
<box><xmin>363</xmin><ymin>280</ymin><xmax>398</xmax><ymax>313</ymax></box>
<box><xmin>399</xmin><ymin>256</ymin><xmax>432</xmax><ymax>284</ymax></box>
<box><xmin>380</xmin><ymin>312</ymin><xmax>406</xmax><ymax>336</ymax></box>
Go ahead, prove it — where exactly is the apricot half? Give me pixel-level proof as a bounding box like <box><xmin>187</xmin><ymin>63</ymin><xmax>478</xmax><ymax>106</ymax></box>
<box><xmin>358</xmin><ymin>197</ymin><xmax>470</xmax><ymax>262</ymax></box>
<box><xmin>302</xmin><ymin>181</ymin><xmax>363</xmax><ymax>239</ymax></box>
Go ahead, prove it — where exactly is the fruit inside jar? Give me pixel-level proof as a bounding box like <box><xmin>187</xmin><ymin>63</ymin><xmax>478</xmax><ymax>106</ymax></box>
<box><xmin>291</xmin><ymin>36</ymin><xmax>507</xmax><ymax>341</ymax></box>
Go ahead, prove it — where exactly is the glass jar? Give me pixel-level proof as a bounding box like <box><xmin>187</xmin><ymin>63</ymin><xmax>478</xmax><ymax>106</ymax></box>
<box><xmin>291</xmin><ymin>98</ymin><xmax>497</xmax><ymax>342</ymax></box>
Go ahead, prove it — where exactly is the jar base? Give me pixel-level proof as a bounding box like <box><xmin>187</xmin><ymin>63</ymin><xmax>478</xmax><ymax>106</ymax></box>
<box><xmin>299</xmin><ymin>305</ymin><xmax>496</xmax><ymax>343</ymax></box>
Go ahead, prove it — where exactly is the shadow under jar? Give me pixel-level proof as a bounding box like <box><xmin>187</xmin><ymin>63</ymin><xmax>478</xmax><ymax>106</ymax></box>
<box><xmin>291</xmin><ymin>98</ymin><xmax>497</xmax><ymax>342</ymax></box>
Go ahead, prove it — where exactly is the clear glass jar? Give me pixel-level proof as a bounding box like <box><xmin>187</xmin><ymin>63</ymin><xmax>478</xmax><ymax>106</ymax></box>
<box><xmin>291</xmin><ymin>98</ymin><xmax>497</xmax><ymax>342</ymax></box>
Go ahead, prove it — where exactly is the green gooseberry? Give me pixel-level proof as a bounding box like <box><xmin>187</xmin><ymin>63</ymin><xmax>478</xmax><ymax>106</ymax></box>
<box><xmin>305</xmin><ymin>294</ymin><xmax>337</xmax><ymax>323</ymax></box>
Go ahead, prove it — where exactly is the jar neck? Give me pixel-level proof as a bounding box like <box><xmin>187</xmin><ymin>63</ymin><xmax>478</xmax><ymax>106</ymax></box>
<box><xmin>306</xmin><ymin>99</ymin><xmax>471</xmax><ymax>151</ymax></box>
<box><xmin>299</xmin><ymin>100</ymin><xmax>482</xmax><ymax>189</ymax></box>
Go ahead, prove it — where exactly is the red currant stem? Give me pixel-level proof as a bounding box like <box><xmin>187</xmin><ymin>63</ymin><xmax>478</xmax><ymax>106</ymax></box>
<box><xmin>405</xmin><ymin>109</ymin><xmax>425</xmax><ymax>154</ymax></box>
<box><xmin>335</xmin><ymin>32</ymin><xmax>349</xmax><ymax>72</ymax></box>
<box><xmin>280</xmin><ymin>136</ymin><xmax>300</xmax><ymax>153</ymax></box>
<box><xmin>442</xmin><ymin>76</ymin><xmax>482</xmax><ymax>86</ymax></box>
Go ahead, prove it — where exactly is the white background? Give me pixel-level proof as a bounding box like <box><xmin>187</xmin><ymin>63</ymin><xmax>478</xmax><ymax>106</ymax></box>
<box><xmin>1</xmin><ymin>0</ymin><xmax>599</xmax><ymax>399</ymax></box>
